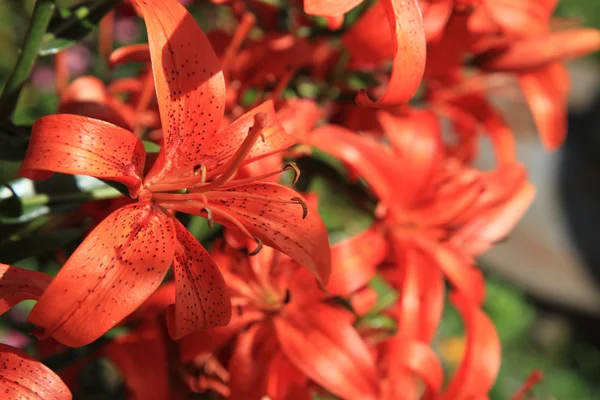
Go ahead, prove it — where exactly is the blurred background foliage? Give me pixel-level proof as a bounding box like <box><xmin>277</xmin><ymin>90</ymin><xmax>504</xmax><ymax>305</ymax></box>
<box><xmin>1</xmin><ymin>0</ymin><xmax>600</xmax><ymax>399</ymax></box>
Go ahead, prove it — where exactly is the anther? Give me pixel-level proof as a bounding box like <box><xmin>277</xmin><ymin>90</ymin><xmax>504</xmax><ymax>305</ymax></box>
<box><xmin>201</xmin><ymin>207</ymin><xmax>214</xmax><ymax>229</ymax></box>
<box><xmin>290</xmin><ymin>197</ymin><xmax>308</xmax><ymax>219</ymax></box>
<box><xmin>283</xmin><ymin>289</ymin><xmax>291</xmax><ymax>304</ymax></box>
<box><xmin>282</xmin><ymin>162</ymin><xmax>301</xmax><ymax>185</ymax></box>
<box><xmin>193</xmin><ymin>163</ymin><xmax>207</xmax><ymax>183</ymax></box>
<box><xmin>248</xmin><ymin>237</ymin><xmax>263</xmax><ymax>256</ymax></box>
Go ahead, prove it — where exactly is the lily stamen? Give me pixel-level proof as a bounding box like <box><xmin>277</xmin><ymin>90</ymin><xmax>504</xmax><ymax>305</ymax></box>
<box><xmin>193</xmin><ymin>114</ymin><xmax>269</xmax><ymax>192</ymax></box>
<box><xmin>193</xmin><ymin>163</ymin><xmax>207</xmax><ymax>183</ymax></box>
<box><xmin>201</xmin><ymin>207</ymin><xmax>214</xmax><ymax>229</ymax></box>
<box><xmin>193</xmin><ymin>162</ymin><xmax>301</xmax><ymax>190</ymax></box>
<box><xmin>201</xmin><ymin>191</ymin><xmax>309</xmax><ymax>218</ymax></box>
<box><xmin>207</xmin><ymin>207</ymin><xmax>263</xmax><ymax>255</ymax></box>
<box><xmin>152</xmin><ymin>192</ymin><xmax>209</xmax><ymax>203</ymax></box>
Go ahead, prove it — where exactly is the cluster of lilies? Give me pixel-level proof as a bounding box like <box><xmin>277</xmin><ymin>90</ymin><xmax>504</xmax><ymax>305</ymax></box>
<box><xmin>1</xmin><ymin>0</ymin><xmax>599</xmax><ymax>398</ymax></box>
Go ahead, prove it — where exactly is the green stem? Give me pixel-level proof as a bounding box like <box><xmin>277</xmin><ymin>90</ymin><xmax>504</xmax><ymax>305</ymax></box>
<box><xmin>0</xmin><ymin>0</ymin><xmax>56</xmax><ymax>121</ymax></box>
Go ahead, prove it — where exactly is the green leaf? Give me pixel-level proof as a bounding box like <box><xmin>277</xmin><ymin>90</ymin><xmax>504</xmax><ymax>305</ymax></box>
<box><xmin>0</xmin><ymin>161</ymin><xmax>21</xmax><ymax>186</ymax></box>
<box><xmin>38</xmin><ymin>0</ymin><xmax>118</xmax><ymax>56</ymax></box>
<box><xmin>0</xmin><ymin>0</ymin><xmax>55</xmax><ymax>121</ymax></box>
<box><xmin>142</xmin><ymin>140</ymin><xmax>161</xmax><ymax>153</ymax></box>
<box><xmin>365</xmin><ymin>274</ymin><xmax>398</xmax><ymax>316</ymax></box>
<box><xmin>356</xmin><ymin>314</ymin><xmax>397</xmax><ymax>333</ymax></box>
<box><xmin>0</xmin><ymin>228</ymin><xmax>83</xmax><ymax>264</ymax></box>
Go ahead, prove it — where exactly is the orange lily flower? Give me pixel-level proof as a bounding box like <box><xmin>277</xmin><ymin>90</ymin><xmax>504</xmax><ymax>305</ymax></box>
<box><xmin>424</xmin><ymin>5</ymin><xmax>600</xmax><ymax>152</ymax></box>
<box><xmin>310</xmin><ymin>114</ymin><xmax>535</xmax><ymax>305</ymax></box>
<box><xmin>179</xmin><ymin>238</ymin><xmax>381</xmax><ymax>400</ymax></box>
<box><xmin>476</xmin><ymin>28</ymin><xmax>600</xmax><ymax>150</ymax></box>
<box><xmin>19</xmin><ymin>0</ymin><xmax>330</xmax><ymax>347</ymax></box>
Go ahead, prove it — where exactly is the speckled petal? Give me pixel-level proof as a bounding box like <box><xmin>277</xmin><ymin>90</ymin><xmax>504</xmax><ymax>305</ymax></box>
<box><xmin>0</xmin><ymin>264</ymin><xmax>52</xmax><ymax>316</ymax></box>
<box><xmin>28</xmin><ymin>204</ymin><xmax>176</xmax><ymax>347</ymax></box>
<box><xmin>132</xmin><ymin>0</ymin><xmax>226</xmax><ymax>186</ymax></box>
<box><xmin>166</xmin><ymin>218</ymin><xmax>231</xmax><ymax>340</ymax></box>
<box><xmin>19</xmin><ymin>114</ymin><xmax>146</xmax><ymax>197</ymax></box>
<box><xmin>200</xmin><ymin>100</ymin><xmax>296</xmax><ymax>181</ymax></box>
<box><xmin>209</xmin><ymin>183</ymin><xmax>331</xmax><ymax>285</ymax></box>
<box><xmin>0</xmin><ymin>344</ymin><xmax>72</xmax><ymax>399</ymax></box>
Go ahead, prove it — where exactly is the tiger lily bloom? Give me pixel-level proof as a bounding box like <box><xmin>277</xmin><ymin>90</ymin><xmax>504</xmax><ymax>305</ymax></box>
<box><xmin>310</xmin><ymin>112</ymin><xmax>535</xmax><ymax>305</ymax></box>
<box><xmin>179</xmin><ymin>238</ymin><xmax>380</xmax><ymax>400</ymax></box>
<box><xmin>19</xmin><ymin>0</ymin><xmax>330</xmax><ymax>347</ymax></box>
<box><xmin>475</xmin><ymin>28</ymin><xmax>600</xmax><ymax>150</ymax></box>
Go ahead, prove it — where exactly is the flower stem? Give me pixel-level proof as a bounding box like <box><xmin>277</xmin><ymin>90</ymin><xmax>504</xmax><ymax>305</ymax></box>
<box><xmin>0</xmin><ymin>0</ymin><xmax>56</xmax><ymax>121</ymax></box>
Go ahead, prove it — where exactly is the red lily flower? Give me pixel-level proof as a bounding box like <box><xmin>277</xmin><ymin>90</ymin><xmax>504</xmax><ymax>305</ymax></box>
<box><xmin>0</xmin><ymin>344</ymin><xmax>72</xmax><ymax>400</ymax></box>
<box><xmin>475</xmin><ymin>28</ymin><xmax>600</xmax><ymax>149</ymax></box>
<box><xmin>424</xmin><ymin>5</ymin><xmax>600</xmax><ymax>151</ymax></box>
<box><xmin>19</xmin><ymin>0</ymin><xmax>330</xmax><ymax>347</ymax></box>
<box><xmin>179</xmin><ymin>239</ymin><xmax>379</xmax><ymax>400</ymax></box>
<box><xmin>310</xmin><ymin>115</ymin><xmax>534</xmax><ymax>304</ymax></box>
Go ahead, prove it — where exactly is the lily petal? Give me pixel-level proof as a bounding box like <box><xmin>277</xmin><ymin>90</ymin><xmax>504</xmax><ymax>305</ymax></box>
<box><xmin>344</xmin><ymin>0</ymin><xmax>426</xmax><ymax>107</ymax></box>
<box><xmin>441</xmin><ymin>292</ymin><xmax>501</xmax><ymax>400</ymax></box>
<box><xmin>166</xmin><ymin>218</ymin><xmax>231</xmax><ymax>340</ymax></box>
<box><xmin>211</xmin><ymin>183</ymin><xmax>330</xmax><ymax>285</ymax></box>
<box><xmin>20</xmin><ymin>114</ymin><xmax>146</xmax><ymax>197</ymax></box>
<box><xmin>476</xmin><ymin>29</ymin><xmax>600</xmax><ymax>72</ymax></box>
<box><xmin>133</xmin><ymin>0</ymin><xmax>226</xmax><ymax>186</ymax></box>
<box><xmin>377</xmin><ymin>110</ymin><xmax>443</xmax><ymax>200</ymax></box>
<box><xmin>328</xmin><ymin>225</ymin><xmax>387</xmax><ymax>296</ymax></box>
<box><xmin>203</xmin><ymin>100</ymin><xmax>296</xmax><ymax>180</ymax></box>
<box><xmin>519</xmin><ymin>62</ymin><xmax>570</xmax><ymax>150</ymax></box>
<box><xmin>416</xmin><ymin>238</ymin><xmax>486</xmax><ymax>306</ymax></box>
<box><xmin>228</xmin><ymin>324</ymin><xmax>278</xmax><ymax>400</ymax></box>
<box><xmin>383</xmin><ymin>337</ymin><xmax>444</xmax><ymax>399</ymax></box>
<box><xmin>28</xmin><ymin>204</ymin><xmax>176</xmax><ymax>347</ymax></box>
<box><xmin>0</xmin><ymin>344</ymin><xmax>71</xmax><ymax>399</ymax></box>
<box><xmin>455</xmin><ymin>183</ymin><xmax>536</xmax><ymax>255</ymax></box>
<box><xmin>266</xmin><ymin>352</ymin><xmax>311</xmax><ymax>400</ymax></box>
<box><xmin>0</xmin><ymin>264</ymin><xmax>52</xmax><ymax>315</ymax></box>
<box><xmin>178</xmin><ymin>309</ymin><xmax>263</xmax><ymax>363</ymax></box>
<box><xmin>105</xmin><ymin>321</ymin><xmax>169</xmax><ymax>400</ymax></box>
<box><xmin>59</xmin><ymin>76</ymin><xmax>136</xmax><ymax>131</ymax></box>
<box><xmin>310</xmin><ymin>124</ymin><xmax>399</xmax><ymax>206</ymax></box>
<box><xmin>469</xmin><ymin>0</ymin><xmax>556</xmax><ymax>36</ymax></box>
<box><xmin>109</xmin><ymin>43</ymin><xmax>151</xmax><ymax>68</ymax></box>
<box><xmin>303</xmin><ymin>0</ymin><xmax>362</xmax><ymax>18</ymax></box>
<box><xmin>275</xmin><ymin>303</ymin><xmax>379</xmax><ymax>400</ymax></box>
